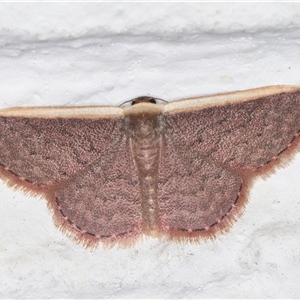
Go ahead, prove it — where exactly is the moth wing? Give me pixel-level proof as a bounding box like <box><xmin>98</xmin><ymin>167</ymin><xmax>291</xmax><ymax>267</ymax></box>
<box><xmin>0</xmin><ymin>107</ymin><xmax>124</xmax><ymax>191</ymax></box>
<box><xmin>52</xmin><ymin>132</ymin><xmax>142</xmax><ymax>247</ymax></box>
<box><xmin>163</xmin><ymin>86</ymin><xmax>300</xmax><ymax>173</ymax></box>
<box><xmin>0</xmin><ymin>106</ymin><xmax>143</xmax><ymax>247</ymax></box>
<box><xmin>157</xmin><ymin>134</ymin><xmax>242</xmax><ymax>238</ymax></box>
<box><xmin>158</xmin><ymin>86</ymin><xmax>300</xmax><ymax>239</ymax></box>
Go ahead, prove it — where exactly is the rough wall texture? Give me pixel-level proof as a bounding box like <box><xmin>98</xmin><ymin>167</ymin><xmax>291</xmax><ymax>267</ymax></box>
<box><xmin>0</xmin><ymin>3</ymin><xmax>300</xmax><ymax>298</ymax></box>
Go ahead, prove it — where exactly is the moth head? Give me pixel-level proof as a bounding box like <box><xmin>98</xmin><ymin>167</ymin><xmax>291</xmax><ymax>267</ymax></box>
<box><xmin>131</xmin><ymin>96</ymin><xmax>157</xmax><ymax>105</ymax></box>
<box><xmin>120</xmin><ymin>96</ymin><xmax>167</xmax><ymax>108</ymax></box>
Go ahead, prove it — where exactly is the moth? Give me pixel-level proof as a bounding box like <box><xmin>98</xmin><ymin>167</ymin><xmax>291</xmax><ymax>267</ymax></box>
<box><xmin>0</xmin><ymin>85</ymin><xmax>299</xmax><ymax>248</ymax></box>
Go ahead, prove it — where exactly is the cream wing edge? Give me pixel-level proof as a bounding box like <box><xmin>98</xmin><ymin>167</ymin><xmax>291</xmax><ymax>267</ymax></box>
<box><xmin>0</xmin><ymin>86</ymin><xmax>299</xmax><ymax>118</ymax></box>
<box><xmin>163</xmin><ymin>85</ymin><xmax>300</xmax><ymax>114</ymax></box>
<box><xmin>0</xmin><ymin>105</ymin><xmax>124</xmax><ymax>119</ymax></box>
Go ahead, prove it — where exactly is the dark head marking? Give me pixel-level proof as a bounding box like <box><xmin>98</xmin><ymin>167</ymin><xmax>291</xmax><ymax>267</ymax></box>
<box><xmin>131</xmin><ymin>96</ymin><xmax>157</xmax><ymax>105</ymax></box>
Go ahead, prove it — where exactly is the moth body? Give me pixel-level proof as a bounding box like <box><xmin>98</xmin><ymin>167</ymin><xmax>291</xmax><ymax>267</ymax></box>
<box><xmin>0</xmin><ymin>85</ymin><xmax>299</xmax><ymax>247</ymax></box>
<box><xmin>125</xmin><ymin>102</ymin><xmax>164</xmax><ymax>235</ymax></box>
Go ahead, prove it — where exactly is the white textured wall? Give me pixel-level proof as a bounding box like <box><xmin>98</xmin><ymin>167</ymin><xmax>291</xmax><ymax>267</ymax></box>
<box><xmin>0</xmin><ymin>3</ymin><xmax>300</xmax><ymax>298</ymax></box>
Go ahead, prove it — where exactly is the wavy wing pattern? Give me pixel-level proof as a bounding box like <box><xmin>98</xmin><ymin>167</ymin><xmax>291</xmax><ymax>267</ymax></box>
<box><xmin>0</xmin><ymin>87</ymin><xmax>299</xmax><ymax>247</ymax></box>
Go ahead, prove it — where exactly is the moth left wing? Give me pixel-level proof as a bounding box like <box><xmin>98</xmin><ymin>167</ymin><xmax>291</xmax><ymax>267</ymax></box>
<box><xmin>0</xmin><ymin>106</ymin><xmax>125</xmax><ymax>191</ymax></box>
<box><xmin>51</xmin><ymin>130</ymin><xmax>142</xmax><ymax>247</ymax></box>
<box><xmin>0</xmin><ymin>106</ymin><xmax>144</xmax><ymax>247</ymax></box>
